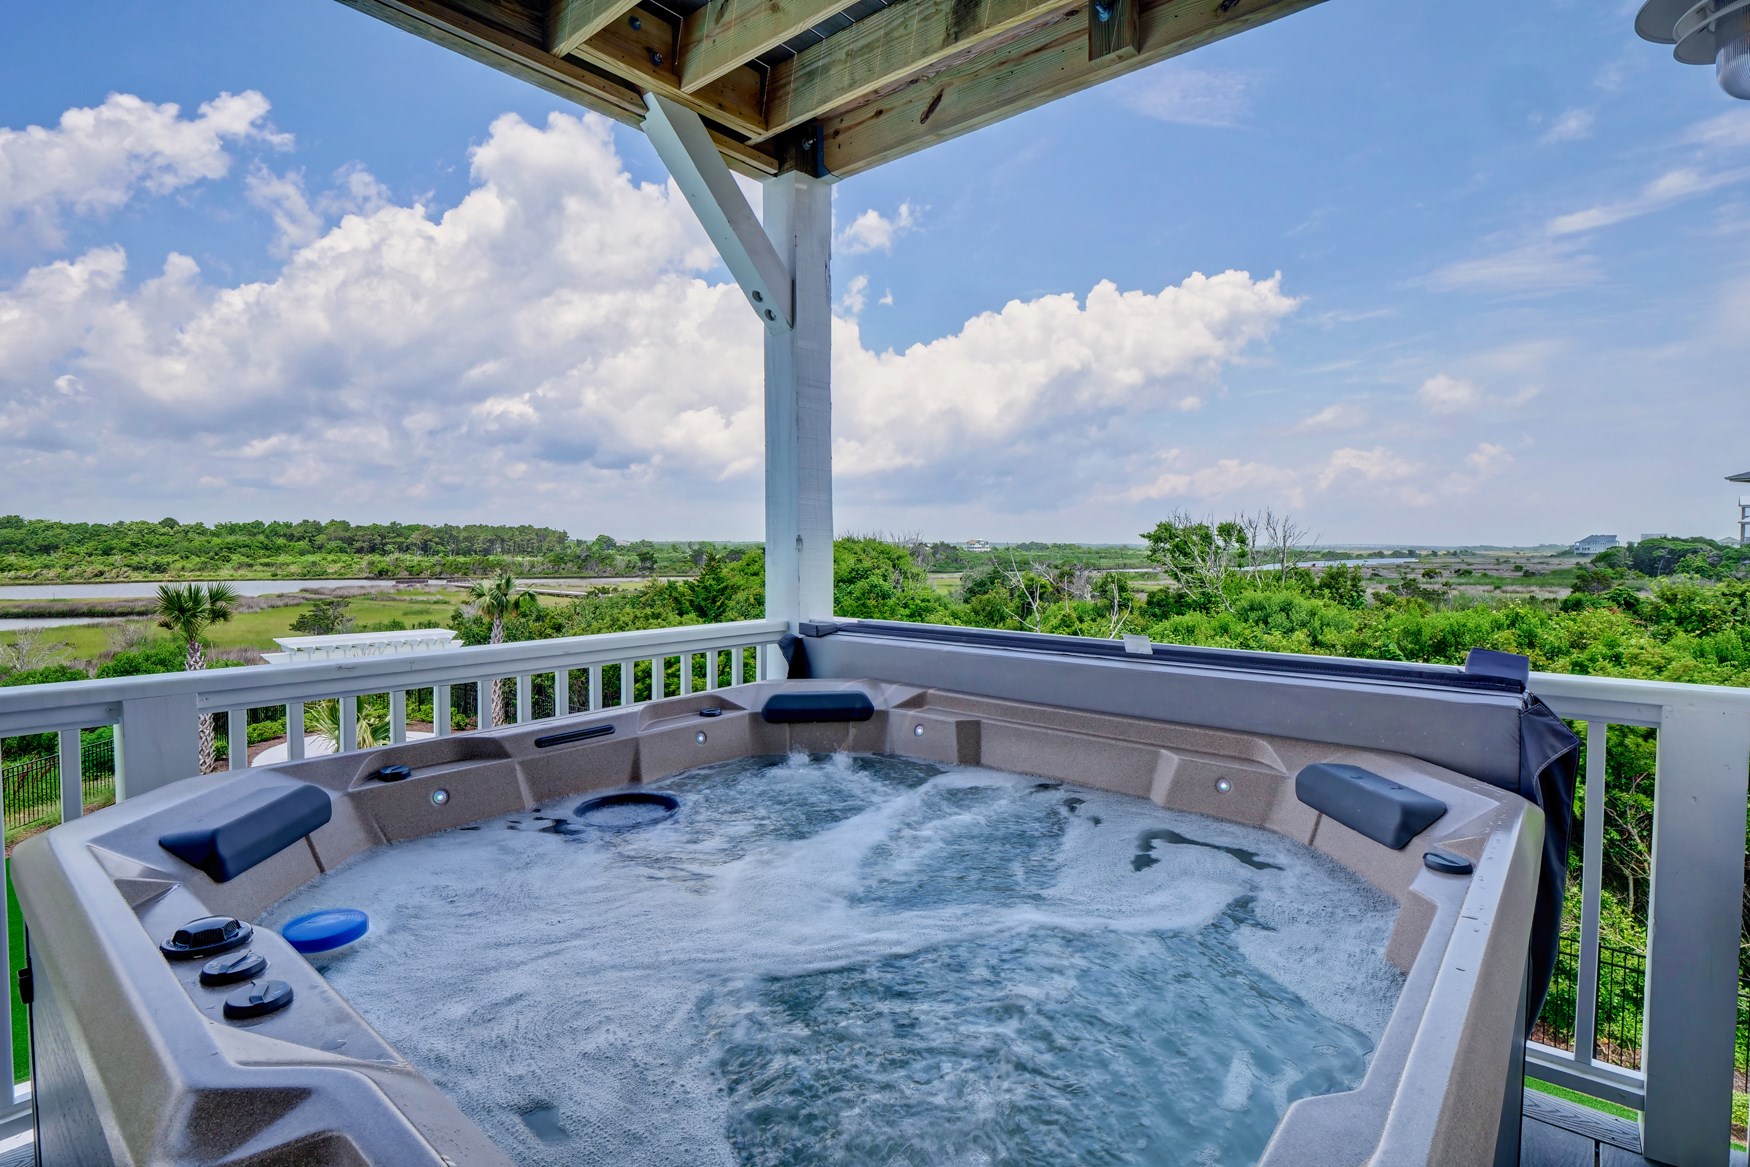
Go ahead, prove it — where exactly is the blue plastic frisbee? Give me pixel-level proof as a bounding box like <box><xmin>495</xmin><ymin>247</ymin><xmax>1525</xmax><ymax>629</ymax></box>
<box><xmin>282</xmin><ymin>908</ymin><xmax>369</xmax><ymax>954</ymax></box>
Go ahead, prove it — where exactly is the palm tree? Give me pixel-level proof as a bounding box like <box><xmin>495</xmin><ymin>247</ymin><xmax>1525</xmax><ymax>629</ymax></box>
<box><xmin>468</xmin><ymin>572</ymin><xmax>533</xmax><ymax>727</ymax></box>
<box><xmin>154</xmin><ymin>583</ymin><xmax>239</xmax><ymax>773</ymax></box>
<box><xmin>304</xmin><ymin>699</ymin><xmax>390</xmax><ymax>753</ymax></box>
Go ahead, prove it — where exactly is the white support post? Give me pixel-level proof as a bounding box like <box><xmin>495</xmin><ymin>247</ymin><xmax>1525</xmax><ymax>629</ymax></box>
<box><xmin>116</xmin><ymin>692</ymin><xmax>200</xmax><ymax>799</ymax></box>
<box><xmin>434</xmin><ymin>686</ymin><xmax>451</xmax><ymax>738</ymax></box>
<box><xmin>516</xmin><ymin>675</ymin><xmax>533</xmax><ymax>724</ymax></box>
<box><xmin>762</xmin><ymin>169</ymin><xmax>835</xmax><ymax>635</ymax></box>
<box><xmin>555</xmin><ymin>670</ymin><xmax>570</xmax><ymax>718</ymax></box>
<box><xmin>390</xmin><ymin>690</ymin><xmax>408</xmax><ymax>744</ymax></box>
<box><xmin>640</xmin><ymin>92</ymin><xmax>834</xmax><ymax>643</ymax></box>
<box><xmin>588</xmin><ymin>664</ymin><xmax>602</xmax><ymax>712</ymax></box>
<box><xmin>1639</xmin><ymin>698</ymin><xmax>1750</xmax><ymax>1165</ymax></box>
<box><xmin>620</xmin><ymin>661</ymin><xmax>634</xmax><ymax>707</ymax></box>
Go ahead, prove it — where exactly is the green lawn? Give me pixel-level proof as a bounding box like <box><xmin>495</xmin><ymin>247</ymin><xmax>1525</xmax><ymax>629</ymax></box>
<box><xmin>1525</xmin><ymin>1076</ymin><xmax>1637</xmax><ymax>1121</ymax></box>
<box><xmin>3</xmin><ymin>591</ymin><xmax>460</xmax><ymax>663</ymax></box>
<box><xmin>1526</xmin><ymin>1077</ymin><xmax>1748</xmax><ymax>1153</ymax></box>
<box><xmin>8</xmin><ymin>864</ymin><xmax>24</xmax><ymax>1082</ymax></box>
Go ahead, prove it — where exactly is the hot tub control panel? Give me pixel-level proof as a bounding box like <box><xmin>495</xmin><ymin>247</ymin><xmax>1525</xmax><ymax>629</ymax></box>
<box><xmin>139</xmin><ymin>892</ymin><xmax>399</xmax><ymax>1062</ymax></box>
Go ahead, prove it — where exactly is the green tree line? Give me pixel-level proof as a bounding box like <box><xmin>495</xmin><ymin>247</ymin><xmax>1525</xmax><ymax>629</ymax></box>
<box><xmin>0</xmin><ymin>515</ymin><xmax>765</xmax><ymax>581</ymax></box>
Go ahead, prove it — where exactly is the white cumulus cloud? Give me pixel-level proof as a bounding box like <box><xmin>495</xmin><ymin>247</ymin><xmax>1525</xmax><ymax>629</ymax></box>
<box><xmin>1121</xmin><ymin>457</ymin><xmax>1301</xmax><ymax>504</ymax></box>
<box><xmin>1442</xmin><ymin>442</ymin><xmax>1514</xmax><ymax>495</ymax></box>
<box><xmin>0</xmin><ymin>91</ymin><xmax>285</xmax><ymax>245</ymax></box>
<box><xmin>1538</xmin><ymin>108</ymin><xmax>1595</xmax><ymax>144</ymax></box>
<box><xmin>246</xmin><ymin>161</ymin><xmax>393</xmax><ymax>255</ymax></box>
<box><xmin>1292</xmin><ymin>402</ymin><xmax>1368</xmax><ymax>431</ymax></box>
<box><xmin>1317</xmin><ymin>446</ymin><xmax>1417</xmax><ymax>491</ymax></box>
<box><xmin>837</xmin><ymin>201</ymin><xmax>921</xmax><ymax>255</ymax></box>
<box><xmin>833</xmin><ymin>271</ymin><xmax>1299</xmax><ymax>481</ymax></box>
<box><xmin>1417</xmin><ymin>374</ymin><xmax>1481</xmax><ymax>414</ymax></box>
<box><xmin>0</xmin><ymin>107</ymin><xmax>1298</xmax><ymax>528</ymax></box>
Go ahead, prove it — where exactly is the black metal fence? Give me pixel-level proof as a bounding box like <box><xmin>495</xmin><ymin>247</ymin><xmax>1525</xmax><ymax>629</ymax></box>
<box><xmin>1535</xmin><ymin>934</ymin><xmax>1750</xmax><ymax>1094</ymax></box>
<box><xmin>1</xmin><ymin>736</ymin><xmax>117</xmax><ymax>839</ymax></box>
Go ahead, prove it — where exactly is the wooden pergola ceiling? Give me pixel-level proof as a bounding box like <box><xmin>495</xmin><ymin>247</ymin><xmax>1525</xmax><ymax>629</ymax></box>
<box><xmin>340</xmin><ymin>0</ymin><xmax>1323</xmax><ymax>178</ymax></box>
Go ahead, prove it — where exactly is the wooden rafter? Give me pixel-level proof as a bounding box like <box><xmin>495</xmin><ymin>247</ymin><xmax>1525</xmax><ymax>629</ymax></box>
<box><xmin>336</xmin><ymin>0</ymin><xmax>780</xmax><ymax>175</ymax></box>
<box><xmin>816</xmin><ymin>0</ymin><xmax>1325</xmax><ymax>176</ymax></box>
<box><xmin>570</xmin><ymin>6</ymin><xmax>769</xmax><ymax>138</ymax></box>
<box><xmin>547</xmin><ymin>0</ymin><xmax>642</xmax><ymax>56</ymax></box>
<box><xmin>337</xmin><ymin>0</ymin><xmax>1326</xmax><ymax>179</ymax></box>
<box><xmin>761</xmin><ymin>0</ymin><xmax>1070</xmax><ymax>141</ymax></box>
<box><xmin>678</xmin><ymin>0</ymin><xmax>863</xmax><ymax>94</ymax></box>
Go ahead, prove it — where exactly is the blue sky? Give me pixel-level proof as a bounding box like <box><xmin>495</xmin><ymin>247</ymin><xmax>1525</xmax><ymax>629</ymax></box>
<box><xmin>0</xmin><ymin>0</ymin><xmax>1745</xmax><ymax>545</ymax></box>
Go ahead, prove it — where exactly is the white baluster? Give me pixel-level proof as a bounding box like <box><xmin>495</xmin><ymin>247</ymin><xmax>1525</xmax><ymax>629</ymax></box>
<box><xmin>287</xmin><ymin>701</ymin><xmax>305</xmax><ymax>760</ymax></box>
<box><xmin>225</xmin><ymin>708</ymin><xmax>247</xmax><ymax>770</ymax></box>
<box><xmin>1572</xmin><ymin>719</ymin><xmax>1607</xmax><ymax>1066</ymax></box>
<box><xmin>338</xmin><ymin>697</ymin><xmax>357</xmax><ymax>753</ymax></box>
<box><xmin>58</xmin><ymin>728</ymin><xmax>82</xmax><ymax>824</ymax></box>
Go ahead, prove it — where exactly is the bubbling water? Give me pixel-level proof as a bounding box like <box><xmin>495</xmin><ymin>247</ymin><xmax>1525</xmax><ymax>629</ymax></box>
<box><xmin>262</xmin><ymin>753</ymin><xmax>1404</xmax><ymax>1166</ymax></box>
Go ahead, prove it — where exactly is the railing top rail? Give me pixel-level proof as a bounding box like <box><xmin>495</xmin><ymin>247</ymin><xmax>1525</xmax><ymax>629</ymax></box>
<box><xmin>6</xmin><ymin>625</ymin><xmax>1746</xmax><ymax>737</ymax></box>
<box><xmin>0</xmin><ymin>619</ymin><xmax>787</xmax><ymax>734</ymax></box>
<box><xmin>273</xmin><ymin>628</ymin><xmax>457</xmax><ymax>649</ymax></box>
<box><xmin>1530</xmin><ymin>669</ymin><xmax>1750</xmax><ymax>728</ymax></box>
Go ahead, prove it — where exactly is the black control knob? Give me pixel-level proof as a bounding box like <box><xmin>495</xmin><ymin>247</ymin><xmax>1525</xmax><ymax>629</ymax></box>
<box><xmin>223</xmin><ymin>980</ymin><xmax>294</xmax><ymax>1020</ymax></box>
<box><xmin>161</xmin><ymin>916</ymin><xmax>253</xmax><ymax>960</ymax></box>
<box><xmin>200</xmin><ymin>950</ymin><xmax>268</xmax><ymax>986</ymax></box>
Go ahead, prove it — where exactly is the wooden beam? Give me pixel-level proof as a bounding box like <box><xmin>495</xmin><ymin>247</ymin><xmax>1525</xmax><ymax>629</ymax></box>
<box><xmin>337</xmin><ymin>0</ymin><xmax>779</xmax><ymax>176</ymax></box>
<box><xmin>1087</xmin><ymin>0</ymin><xmax>1139</xmax><ymax>61</ymax></box>
<box><xmin>679</xmin><ymin>0</ymin><xmax>863</xmax><ymax>94</ymax></box>
<box><xmin>760</xmin><ymin>0</ymin><xmax>1069</xmax><ymax>141</ymax></box>
<box><xmin>571</xmin><ymin>4</ymin><xmax>770</xmax><ymax>139</ymax></box>
<box><xmin>817</xmin><ymin>0</ymin><xmax>1327</xmax><ymax>176</ymax></box>
<box><xmin>547</xmin><ymin>0</ymin><xmax>642</xmax><ymax>57</ymax></box>
<box><xmin>343</xmin><ymin>0</ymin><xmax>643</xmax><ymax>121</ymax></box>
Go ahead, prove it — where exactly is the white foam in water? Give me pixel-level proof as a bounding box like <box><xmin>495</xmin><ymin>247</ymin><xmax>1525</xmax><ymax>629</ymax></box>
<box><xmin>262</xmin><ymin>753</ymin><xmax>1405</xmax><ymax>1166</ymax></box>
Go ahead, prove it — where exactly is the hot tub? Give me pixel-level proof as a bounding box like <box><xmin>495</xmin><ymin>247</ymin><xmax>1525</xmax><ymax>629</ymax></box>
<box><xmin>15</xmin><ymin>678</ymin><xmax>1543</xmax><ymax>1166</ymax></box>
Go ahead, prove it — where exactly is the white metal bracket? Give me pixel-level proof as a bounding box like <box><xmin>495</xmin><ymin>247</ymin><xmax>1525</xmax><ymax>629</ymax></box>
<box><xmin>641</xmin><ymin>93</ymin><xmax>794</xmax><ymax>332</ymax></box>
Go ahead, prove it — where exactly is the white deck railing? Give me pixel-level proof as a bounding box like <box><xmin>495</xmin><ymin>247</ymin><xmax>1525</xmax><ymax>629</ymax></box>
<box><xmin>0</xmin><ymin>618</ymin><xmax>788</xmax><ymax>1135</ymax></box>
<box><xmin>0</xmin><ymin>638</ymin><xmax>1744</xmax><ymax>1162</ymax></box>
<box><xmin>1526</xmin><ymin>671</ymin><xmax>1750</xmax><ymax>1166</ymax></box>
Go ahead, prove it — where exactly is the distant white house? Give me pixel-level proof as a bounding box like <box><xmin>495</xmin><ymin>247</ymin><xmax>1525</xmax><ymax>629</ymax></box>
<box><xmin>262</xmin><ymin>628</ymin><xmax>460</xmax><ymax>664</ymax></box>
<box><xmin>964</xmin><ymin>539</ymin><xmax>993</xmax><ymax>553</ymax></box>
<box><xmin>1571</xmin><ymin>534</ymin><xmax>1620</xmax><ymax>556</ymax></box>
<box><xmin>1732</xmin><ymin>470</ymin><xmax>1750</xmax><ymax>544</ymax></box>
